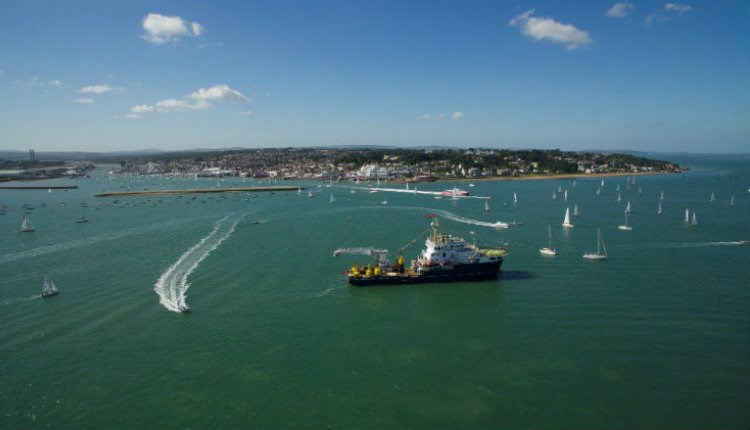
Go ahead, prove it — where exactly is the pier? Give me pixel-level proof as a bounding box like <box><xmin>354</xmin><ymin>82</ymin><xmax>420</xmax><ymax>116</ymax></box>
<box><xmin>94</xmin><ymin>185</ymin><xmax>302</xmax><ymax>197</ymax></box>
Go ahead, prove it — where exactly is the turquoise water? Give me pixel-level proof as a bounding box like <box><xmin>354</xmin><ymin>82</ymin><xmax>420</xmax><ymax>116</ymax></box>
<box><xmin>1</xmin><ymin>155</ymin><xmax>748</xmax><ymax>429</ymax></box>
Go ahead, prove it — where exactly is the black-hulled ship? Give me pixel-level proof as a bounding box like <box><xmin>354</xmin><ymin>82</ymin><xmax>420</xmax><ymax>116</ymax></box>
<box><xmin>334</xmin><ymin>216</ymin><xmax>507</xmax><ymax>286</ymax></box>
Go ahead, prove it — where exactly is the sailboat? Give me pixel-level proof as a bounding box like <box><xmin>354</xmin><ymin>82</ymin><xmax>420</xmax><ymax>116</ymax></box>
<box><xmin>616</xmin><ymin>192</ymin><xmax>622</xmax><ymax>202</ymax></box>
<box><xmin>552</xmin><ymin>191</ymin><xmax>557</xmax><ymax>200</ymax></box>
<box><xmin>329</xmin><ymin>193</ymin><xmax>335</xmax><ymax>204</ymax></box>
<box><xmin>513</xmin><ymin>192</ymin><xmax>518</xmax><ymax>205</ymax></box>
<box><xmin>308</xmin><ymin>191</ymin><xmax>313</xmax><ymax>198</ymax></box>
<box><xmin>730</xmin><ymin>195</ymin><xmax>735</xmax><ymax>207</ymax></box>
<box><xmin>685</xmin><ymin>208</ymin><xmax>690</xmax><ymax>225</ymax></box>
<box><xmin>563</xmin><ymin>190</ymin><xmax>568</xmax><ymax>202</ymax></box>
<box><xmin>484</xmin><ymin>200</ymin><xmax>490</xmax><ymax>212</ymax></box>
<box><xmin>562</xmin><ymin>207</ymin><xmax>574</xmax><ymax>228</ymax></box>
<box><xmin>41</xmin><ymin>275</ymin><xmax>59</xmax><ymax>297</ymax></box>
<box><xmin>657</xmin><ymin>200</ymin><xmax>663</xmax><ymax>215</ymax></box>
<box><xmin>710</xmin><ymin>192</ymin><xmax>716</xmax><ymax>203</ymax></box>
<box><xmin>660</xmin><ymin>191</ymin><xmax>665</xmax><ymax>200</ymax></box>
<box><xmin>583</xmin><ymin>228</ymin><xmax>607</xmax><ymax>261</ymax></box>
<box><xmin>596</xmin><ymin>186</ymin><xmax>602</xmax><ymax>196</ymax></box>
<box><xmin>382</xmin><ymin>195</ymin><xmax>388</xmax><ymax>205</ymax></box>
<box><xmin>618</xmin><ymin>212</ymin><xmax>632</xmax><ymax>231</ymax></box>
<box><xmin>690</xmin><ymin>212</ymin><xmax>699</xmax><ymax>226</ymax></box>
<box><xmin>19</xmin><ymin>214</ymin><xmax>35</xmax><ymax>232</ymax></box>
<box><xmin>539</xmin><ymin>225</ymin><xmax>557</xmax><ymax>256</ymax></box>
<box><xmin>75</xmin><ymin>204</ymin><xmax>89</xmax><ymax>223</ymax></box>
<box><xmin>624</xmin><ymin>201</ymin><xmax>632</xmax><ymax>213</ymax></box>
<box><xmin>572</xmin><ymin>204</ymin><xmax>580</xmax><ymax>218</ymax></box>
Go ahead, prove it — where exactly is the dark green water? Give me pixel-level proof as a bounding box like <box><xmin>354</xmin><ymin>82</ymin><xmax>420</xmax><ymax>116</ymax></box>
<box><xmin>1</xmin><ymin>155</ymin><xmax>748</xmax><ymax>429</ymax></box>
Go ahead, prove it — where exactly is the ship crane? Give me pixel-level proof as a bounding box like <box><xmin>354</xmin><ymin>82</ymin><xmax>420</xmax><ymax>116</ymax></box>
<box><xmin>333</xmin><ymin>247</ymin><xmax>390</xmax><ymax>266</ymax></box>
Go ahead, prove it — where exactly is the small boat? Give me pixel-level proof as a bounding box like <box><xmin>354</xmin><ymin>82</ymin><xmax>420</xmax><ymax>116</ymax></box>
<box><xmin>563</xmin><ymin>190</ymin><xmax>568</xmax><ymax>202</ymax></box>
<box><xmin>572</xmin><ymin>204</ymin><xmax>580</xmax><ymax>218</ymax></box>
<box><xmin>710</xmin><ymin>192</ymin><xmax>716</xmax><ymax>203</ymax></box>
<box><xmin>552</xmin><ymin>191</ymin><xmax>557</xmax><ymax>200</ymax></box>
<box><xmin>484</xmin><ymin>200</ymin><xmax>490</xmax><ymax>212</ymax></box>
<box><xmin>382</xmin><ymin>195</ymin><xmax>388</xmax><ymax>205</ymax></box>
<box><xmin>492</xmin><ymin>221</ymin><xmax>510</xmax><ymax>229</ymax></box>
<box><xmin>624</xmin><ymin>201</ymin><xmax>632</xmax><ymax>213</ymax></box>
<box><xmin>308</xmin><ymin>191</ymin><xmax>313</xmax><ymax>198</ymax></box>
<box><xmin>657</xmin><ymin>200</ymin><xmax>663</xmax><ymax>215</ymax></box>
<box><xmin>596</xmin><ymin>186</ymin><xmax>602</xmax><ymax>196</ymax></box>
<box><xmin>513</xmin><ymin>192</ymin><xmax>518</xmax><ymax>205</ymax></box>
<box><xmin>329</xmin><ymin>193</ymin><xmax>335</xmax><ymax>204</ymax></box>
<box><xmin>583</xmin><ymin>228</ymin><xmax>607</xmax><ymax>261</ymax></box>
<box><xmin>690</xmin><ymin>212</ymin><xmax>699</xmax><ymax>227</ymax></box>
<box><xmin>685</xmin><ymin>208</ymin><xmax>690</xmax><ymax>225</ymax></box>
<box><xmin>539</xmin><ymin>225</ymin><xmax>557</xmax><ymax>256</ymax></box>
<box><xmin>562</xmin><ymin>207</ymin><xmax>574</xmax><ymax>228</ymax></box>
<box><xmin>616</xmin><ymin>192</ymin><xmax>622</xmax><ymax>202</ymax></box>
<box><xmin>19</xmin><ymin>214</ymin><xmax>35</xmax><ymax>232</ymax></box>
<box><xmin>178</xmin><ymin>304</ymin><xmax>191</xmax><ymax>313</ymax></box>
<box><xmin>441</xmin><ymin>188</ymin><xmax>469</xmax><ymax>197</ymax></box>
<box><xmin>41</xmin><ymin>275</ymin><xmax>59</xmax><ymax>297</ymax></box>
<box><xmin>730</xmin><ymin>195</ymin><xmax>735</xmax><ymax>207</ymax></box>
<box><xmin>618</xmin><ymin>212</ymin><xmax>632</xmax><ymax>231</ymax></box>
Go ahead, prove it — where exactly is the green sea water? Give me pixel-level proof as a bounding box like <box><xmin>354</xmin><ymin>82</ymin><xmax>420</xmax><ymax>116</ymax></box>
<box><xmin>1</xmin><ymin>154</ymin><xmax>748</xmax><ymax>429</ymax></box>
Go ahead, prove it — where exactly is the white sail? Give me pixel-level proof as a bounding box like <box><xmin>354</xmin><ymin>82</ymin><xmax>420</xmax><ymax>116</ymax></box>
<box><xmin>19</xmin><ymin>214</ymin><xmax>35</xmax><ymax>232</ymax></box>
<box><xmin>657</xmin><ymin>200</ymin><xmax>662</xmax><ymax>215</ymax></box>
<box><xmin>540</xmin><ymin>224</ymin><xmax>557</xmax><ymax>256</ymax></box>
<box><xmin>573</xmin><ymin>204</ymin><xmax>580</xmax><ymax>217</ymax></box>
<box><xmin>513</xmin><ymin>192</ymin><xmax>518</xmax><ymax>204</ymax></box>
<box><xmin>552</xmin><ymin>191</ymin><xmax>557</xmax><ymax>200</ymax></box>
<box><xmin>685</xmin><ymin>208</ymin><xmax>690</xmax><ymax>225</ymax></box>
<box><xmin>563</xmin><ymin>190</ymin><xmax>568</xmax><ymax>202</ymax></box>
<box><xmin>41</xmin><ymin>275</ymin><xmax>58</xmax><ymax>297</ymax></box>
<box><xmin>583</xmin><ymin>228</ymin><xmax>607</xmax><ymax>260</ymax></box>
<box><xmin>329</xmin><ymin>193</ymin><xmax>335</xmax><ymax>203</ymax></box>
<box><xmin>624</xmin><ymin>201</ymin><xmax>632</xmax><ymax>213</ymax></box>
<box><xmin>596</xmin><ymin>186</ymin><xmax>602</xmax><ymax>195</ymax></box>
<box><xmin>617</xmin><ymin>192</ymin><xmax>622</xmax><ymax>202</ymax></box>
<box><xmin>660</xmin><ymin>191</ymin><xmax>665</xmax><ymax>200</ymax></box>
<box><xmin>730</xmin><ymin>195</ymin><xmax>735</xmax><ymax>206</ymax></box>
<box><xmin>562</xmin><ymin>207</ymin><xmax>574</xmax><ymax>228</ymax></box>
<box><xmin>618</xmin><ymin>212</ymin><xmax>632</xmax><ymax>231</ymax></box>
<box><xmin>691</xmin><ymin>212</ymin><xmax>699</xmax><ymax>226</ymax></box>
<box><xmin>484</xmin><ymin>200</ymin><xmax>490</xmax><ymax>212</ymax></box>
<box><xmin>710</xmin><ymin>192</ymin><xmax>715</xmax><ymax>202</ymax></box>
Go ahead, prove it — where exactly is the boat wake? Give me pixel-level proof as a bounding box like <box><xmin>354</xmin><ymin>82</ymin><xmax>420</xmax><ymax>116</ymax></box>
<box><xmin>624</xmin><ymin>240</ymin><xmax>749</xmax><ymax>250</ymax></box>
<box><xmin>429</xmin><ymin>209</ymin><xmax>509</xmax><ymax>229</ymax></box>
<box><xmin>154</xmin><ymin>214</ymin><xmax>241</xmax><ymax>313</ymax></box>
<box><xmin>0</xmin><ymin>216</ymin><xmax>213</xmax><ymax>266</ymax></box>
<box><xmin>0</xmin><ymin>295</ymin><xmax>41</xmax><ymax>307</ymax></box>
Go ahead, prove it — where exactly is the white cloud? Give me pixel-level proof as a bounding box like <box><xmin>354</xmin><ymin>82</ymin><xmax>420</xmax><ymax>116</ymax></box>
<box><xmin>238</xmin><ymin>110</ymin><xmax>253</xmax><ymax>116</ymax></box>
<box><xmin>509</xmin><ymin>9</ymin><xmax>592</xmax><ymax>50</ymax></box>
<box><xmin>155</xmin><ymin>98</ymin><xmax>210</xmax><ymax>112</ymax></box>
<box><xmin>190</xmin><ymin>84</ymin><xmax>248</xmax><ymax>102</ymax></box>
<box><xmin>124</xmin><ymin>113</ymin><xmax>141</xmax><ymax>120</ymax></box>
<box><xmin>664</xmin><ymin>3</ymin><xmax>692</xmax><ymax>14</ymax></box>
<box><xmin>142</xmin><ymin>13</ymin><xmax>205</xmax><ymax>44</ymax></box>
<box><xmin>417</xmin><ymin>112</ymin><xmax>464</xmax><ymax>121</ymax></box>
<box><xmin>80</xmin><ymin>84</ymin><xmax>124</xmax><ymax>94</ymax></box>
<box><xmin>607</xmin><ymin>2</ymin><xmax>634</xmax><ymax>18</ymax></box>
<box><xmin>21</xmin><ymin>76</ymin><xmax>64</xmax><ymax>87</ymax></box>
<box><xmin>646</xmin><ymin>3</ymin><xmax>693</xmax><ymax>25</ymax></box>
<box><xmin>418</xmin><ymin>113</ymin><xmax>433</xmax><ymax>121</ymax></box>
<box><xmin>74</xmin><ymin>98</ymin><xmax>95</xmax><ymax>104</ymax></box>
<box><xmin>451</xmin><ymin>111</ymin><xmax>465</xmax><ymax>120</ymax></box>
<box><xmin>131</xmin><ymin>104</ymin><xmax>154</xmax><ymax>113</ymax></box>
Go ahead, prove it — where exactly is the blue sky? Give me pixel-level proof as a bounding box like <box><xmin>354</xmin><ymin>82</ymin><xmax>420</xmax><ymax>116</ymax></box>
<box><xmin>1</xmin><ymin>0</ymin><xmax>747</xmax><ymax>153</ymax></box>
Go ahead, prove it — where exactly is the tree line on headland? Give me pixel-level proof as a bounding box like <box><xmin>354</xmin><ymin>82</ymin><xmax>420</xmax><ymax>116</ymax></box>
<box><xmin>109</xmin><ymin>147</ymin><xmax>684</xmax><ymax>180</ymax></box>
<box><xmin>1</xmin><ymin>147</ymin><xmax>684</xmax><ymax>181</ymax></box>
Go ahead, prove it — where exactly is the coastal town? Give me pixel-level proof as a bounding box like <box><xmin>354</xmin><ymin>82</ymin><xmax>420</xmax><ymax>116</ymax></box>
<box><xmin>110</xmin><ymin>147</ymin><xmax>684</xmax><ymax>181</ymax></box>
<box><xmin>1</xmin><ymin>147</ymin><xmax>684</xmax><ymax>183</ymax></box>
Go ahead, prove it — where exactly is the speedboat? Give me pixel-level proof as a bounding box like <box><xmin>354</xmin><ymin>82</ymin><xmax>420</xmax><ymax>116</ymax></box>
<box><xmin>178</xmin><ymin>304</ymin><xmax>191</xmax><ymax>313</ymax></box>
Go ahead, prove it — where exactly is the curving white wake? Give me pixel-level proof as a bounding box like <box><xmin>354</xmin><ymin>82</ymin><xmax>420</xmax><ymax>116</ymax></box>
<box><xmin>154</xmin><ymin>214</ymin><xmax>240</xmax><ymax>313</ymax></box>
<box><xmin>430</xmin><ymin>208</ymin><xmax>509</xmax><ymax>229</ymax></box>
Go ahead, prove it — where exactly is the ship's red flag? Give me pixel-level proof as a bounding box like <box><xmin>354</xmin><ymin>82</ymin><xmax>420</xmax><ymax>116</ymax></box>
<box><xmin>428</xmin><ymin>213</ymin><xmax>436</xmax><ymax>219</ymax></box>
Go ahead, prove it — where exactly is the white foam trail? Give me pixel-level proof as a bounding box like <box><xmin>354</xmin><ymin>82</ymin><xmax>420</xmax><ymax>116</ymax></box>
<box><xmin>0</xmin><ymin>295</ymin><xmax>41</xmax><ymax>307</ymax></box>
<box><xmin>626</xmin><ymin>240</ymin><xmax>749</xmax><ymax>250</ymax></box>
<box><xmin>154</xmin><ymin>214</ymin><xmax>240</xmax><ymax>313</ymax></box>
<box><xmin>430</xmin><ymin>209</ymin><xmax>509</xmax><ymax>229</ymax></box>
<box><xmin>0</xmin><ymin>216</ymin><xmax>211</xmax><ymax>265</ymax></box>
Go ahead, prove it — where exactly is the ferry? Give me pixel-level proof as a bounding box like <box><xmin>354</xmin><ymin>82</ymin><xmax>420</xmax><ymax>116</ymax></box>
<box><xmin>441</xmin><ymin>188</ymin><xmax>470</xmax><ymax>197</ymax></box>
<box><xmin>334</xmin><ymin>215</ymin><xmax>507</xmax><ymax>286</ymax></box>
